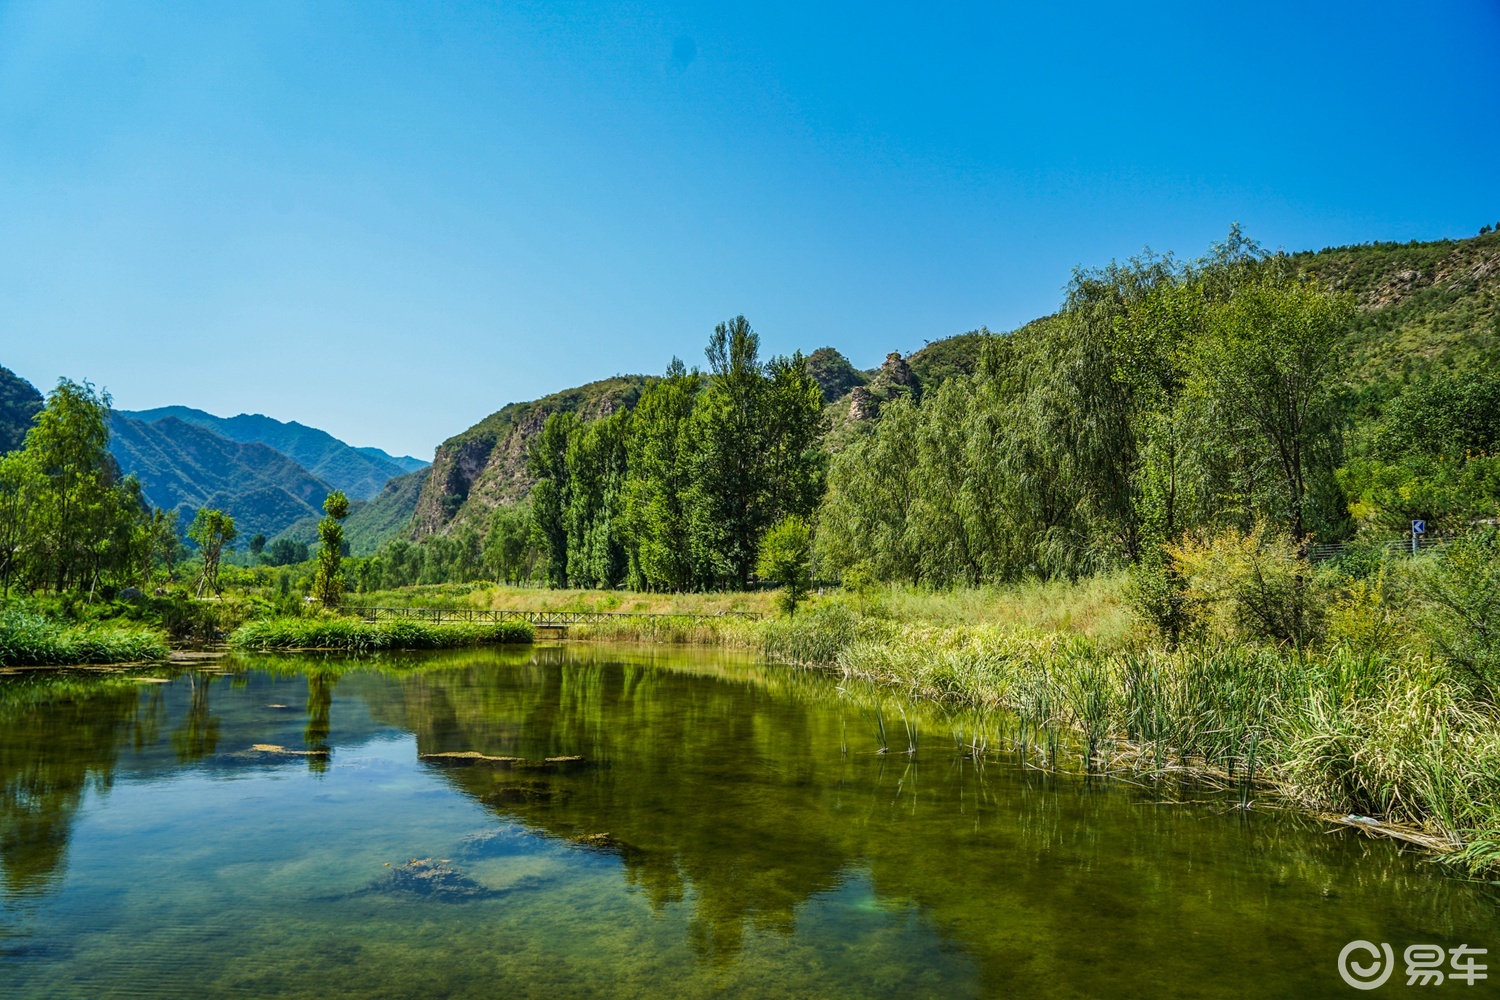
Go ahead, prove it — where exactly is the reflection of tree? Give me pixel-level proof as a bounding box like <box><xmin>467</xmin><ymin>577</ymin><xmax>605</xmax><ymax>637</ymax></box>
<box><xmin>0</xmin><ymin>679</ymin><xmax>139</xmax><ymax>896</ymax></box>
<box><xmin>368</xmin><ymin>645</ymin><xmax>1500</xmax><ymax>989</ymax></box>
<box><xmin>171</xmin><ymin>674</ymin><xmax>220</xmax><ymax>764</ymax></box>
<box><xmin>303</xmin><ymin>673</ymin><xmax>336</xmax><ymax>774</ymax></box>
<box><xmin>395</xmin><ymin>651</ymin><xmax>850</xmax><ymax>964</ymax></box>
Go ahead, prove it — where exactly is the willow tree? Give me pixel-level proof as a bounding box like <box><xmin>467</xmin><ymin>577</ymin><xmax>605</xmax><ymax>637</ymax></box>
<box><xmin>313</xmin><ymin>490</ymin><xmax>350</xmax><ymax>607</ymax></box>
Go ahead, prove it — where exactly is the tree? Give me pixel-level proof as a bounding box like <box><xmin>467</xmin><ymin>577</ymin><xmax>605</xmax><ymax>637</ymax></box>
<box><xmin>757</xmin><ymin>515</ymin><xmax>812</xmax><ymax>615</ymax></box>
<box><xmin>249</xmin><ymin>534</ymin><xmax>267</xmax><ymax>561</ymax></box>
<box><xmin>267</xmin><ymin>537</ymin><xmax>308</xmax><ymax>567</ymax></box>
<box><xmin>528</xmin><ymin>412</ymin><xmax>579</xmax><ymax>587</ymax></box>
<box><xmin>621</xmin><ymin>358</ymin><xmax>701</xmax><ymax>591</ymax></box>
<box><xmin>188</xmin><ymin>508</ymin><xmax>237</xmax><ymax>598</ymax></box>
<box><xmin>313</xmin><ymin>491</ymin><xmax>350</xmax><ymax>607</ymax></box>
<box><xmin>564</xmin><ymin>407</ymin><xmax>631</xmax><ymax>589</ymax></box>
<box><xmin>0</xmin><ymin>450</ymin><xmax>39</xmax><ymax>597</ymax></box>
<box><xmin>686</xmin><ymin>316</ymin><xmax>768</xmax><ymax>588</ymax></box>
<box><xmin>1194</xmin><ymin>277</ymin><xmax>1354</xmax><ymax>539</ymax></box>
<box><xmin>24</xmin><ymin>379</ymin><xmax>127</xmax><ymax>593</ymax></box>
<box><xmin>483</xmin><ymin>501</ymin><xmax>541</xmax><ymax>584</ymax></box>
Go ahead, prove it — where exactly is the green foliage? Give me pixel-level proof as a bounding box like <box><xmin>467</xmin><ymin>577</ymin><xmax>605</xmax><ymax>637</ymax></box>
<box><xmin>621</xmin><ymin>358</ymin><xmax>700</xmax><ymax>591</ymax></box>
<box><xmin>1417</xmin><ymin>526</ymin><xmax>1500</xmax><ymax>701</ymax></box>
<box><xmin>803</xmin><ymin>347</ymin><xmax>868</xmax><ymax>402</ymax></box>
<box><xmin>313</xmin><ymin>490</ymin><xmax>350</xmax><ymax>607</ymax></box>
<box><xmin>266</xmin><ymin>537</ymin><xmax>309</xmax><ymax>566</ymax></box>
<box><xmin>187</xmin><ymin>508</ymin><xmax>237</xmax><ymax>598</ymax></box>
<box><xmin>818</xmin><ymin>231</ymin><xmax>1358</xmax><ymax>587</ymax></box>
<box><xmin>230</xmin><ymin>614</ymin><xmax>533</xmax><ymax>651</ymax></box>
<box><xmin>0</xmin><ymin>604</ymin><xmax>168</xmax><ymax>665</ymax></box>
<box><xmin>0</xmin><ymin>379</ymin><xmax>165</xmax><ymax>598</ymax></box>
<box><xmin>756</xmin><ymin>515</ymin><xmax>812</xmax><ymax>615</ymax></box>
<box><xmin>483</xmin><ymin>500</ymin><xmax>542</xmax><ymax>584</ymax></box>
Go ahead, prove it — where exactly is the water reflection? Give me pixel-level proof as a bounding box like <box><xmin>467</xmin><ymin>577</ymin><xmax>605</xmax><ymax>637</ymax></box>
<box><xmin>0</xmin><ymin>676</ymin><xmax>140</xmax><ymax>894</ymax></box>
<box><xmin>1</xmin><ymin>647</ymin><xmax>1497</xmax><ymax>998</ymax></box>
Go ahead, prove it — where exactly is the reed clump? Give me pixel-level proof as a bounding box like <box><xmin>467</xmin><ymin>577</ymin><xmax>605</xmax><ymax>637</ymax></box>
<box><xmin>0</xmin><ymin>605</ymin><xmax>170</xmax><ymax>666</ymax></box>
<box><xmin>230</xmin><ymin>615</ymin><xmax>534</xmax><ymax>651</ymax></box>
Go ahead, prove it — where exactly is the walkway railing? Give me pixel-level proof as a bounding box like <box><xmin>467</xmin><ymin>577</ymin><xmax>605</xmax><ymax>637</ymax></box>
<box><xmin>340</xmin><ymin>606</ymin><xmax>762</xmax><ymax>626</ymax></box>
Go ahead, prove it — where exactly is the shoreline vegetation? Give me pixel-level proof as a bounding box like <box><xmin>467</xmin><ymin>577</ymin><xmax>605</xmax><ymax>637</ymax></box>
<box><xmin>229</xmin><ymin>615</ymin><xmax>534</xmax><ymax>652</ymax></box>
<box><xmin>0</xmin><ymin>606</ymin><xmax>169</xmax><ymax>667</ymax></box>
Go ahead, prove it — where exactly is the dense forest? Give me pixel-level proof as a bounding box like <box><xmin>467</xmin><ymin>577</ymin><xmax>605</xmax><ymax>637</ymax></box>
<box><xmin>350</xmin><ymin>227</ymin><xmax>1500</xmax><ymax>599</ymax></box>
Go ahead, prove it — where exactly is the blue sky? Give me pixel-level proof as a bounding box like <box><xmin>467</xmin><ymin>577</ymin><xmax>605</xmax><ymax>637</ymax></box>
<box><xmin>2</xmin><ymin>1</ymin><xmax>1497</xmax><ymax>459</ymax></box>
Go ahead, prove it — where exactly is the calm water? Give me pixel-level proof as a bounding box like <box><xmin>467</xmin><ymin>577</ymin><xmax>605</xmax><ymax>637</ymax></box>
<box><xmin>1</xmin><ymin>645</ymin><xmax>1496</xmax><ymax>998</ymax></box>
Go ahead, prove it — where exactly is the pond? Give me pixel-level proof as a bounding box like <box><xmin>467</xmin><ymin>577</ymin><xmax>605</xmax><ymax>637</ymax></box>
<box><xmin>1</xmin><ymin>645</ymin><xmax>1496</xmax><ymax>998</ymax></box>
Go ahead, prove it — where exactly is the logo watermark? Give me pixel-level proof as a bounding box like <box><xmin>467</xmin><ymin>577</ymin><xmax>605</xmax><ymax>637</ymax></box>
<box><xmin>1339</xmin><ymin>940</ymin><xmax>1487</xmax><ymax>990</ymax></box>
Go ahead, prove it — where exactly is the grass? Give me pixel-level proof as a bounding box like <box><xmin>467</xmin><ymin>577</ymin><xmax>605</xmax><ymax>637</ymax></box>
<box><xmin>229</xmin><ymin>615</ymin><xmax>534</xmax><ymax>652</ymax></box>
<box><xmin>0</xmin><ymin>606</ymin><xmax>170</xmax><ymax>666</ymax></box>
<box><xmin>346</xmin><ymin>581</ymin><xmax>780</xmax><ymax>617</ymax></box>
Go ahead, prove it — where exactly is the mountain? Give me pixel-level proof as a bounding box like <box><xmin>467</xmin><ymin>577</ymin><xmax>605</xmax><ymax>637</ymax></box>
<box><xmin>118</xmin><ymin>405</ymin><xmax>426</xmax><ymax>501</ymax></box>
<box><xmin>274</xmin><ymin>468</ymin><xmax>429</xmax><ymax>556</ymax></box>
<box><xmin>411</xmin><ymin>375</ymin><xmax>653</xmax><ymax>538</ymax></box>
<box><xmin>0</xmin><ymin>366</ymin><xmax>43</xmax><ymax>453</ymax></box>
<box><xmin>107</xmin><ymin>414</ymin><xmax>334</xmax><ymax>540</ymax></box>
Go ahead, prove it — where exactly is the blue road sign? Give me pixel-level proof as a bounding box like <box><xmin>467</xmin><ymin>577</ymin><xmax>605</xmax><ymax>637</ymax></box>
<box><xmin>1412</xmin><ymin>520</ymin><xmax>1426</xmax><ymax>535</ymax></box>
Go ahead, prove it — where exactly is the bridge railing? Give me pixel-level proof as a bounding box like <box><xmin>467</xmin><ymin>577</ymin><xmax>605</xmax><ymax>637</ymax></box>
<box><xmin>339</xmin><ymin>606</ymin><xmax>762</xmax><ymax>626</ymax></box>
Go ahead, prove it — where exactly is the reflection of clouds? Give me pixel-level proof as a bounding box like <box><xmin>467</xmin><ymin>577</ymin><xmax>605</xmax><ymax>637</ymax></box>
<box><xmin>670</xmin><ymin>36</ymin><xmax>697</xmax><ymax>73</ymax></box>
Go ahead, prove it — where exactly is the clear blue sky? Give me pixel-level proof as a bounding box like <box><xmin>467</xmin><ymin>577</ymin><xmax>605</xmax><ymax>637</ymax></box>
<box><xmin>2</xmin><ymin>1</ymin><xmax>1497</xmax><ymax>459</ymax></box>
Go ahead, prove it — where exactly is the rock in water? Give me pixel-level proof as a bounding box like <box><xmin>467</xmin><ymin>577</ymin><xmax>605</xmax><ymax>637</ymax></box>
<box><xmin>379</xmin><ymin>858</ymin><xmax>498</xmax><ymax>901</ymax></box>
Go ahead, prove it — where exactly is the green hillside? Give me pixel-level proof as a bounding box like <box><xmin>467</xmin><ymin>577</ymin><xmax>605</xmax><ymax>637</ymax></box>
<box><xmin>120</xmin><ymin>405</ymin><xmax>424</xmax><ymax>500</ymax></box>
<box><xmin>411</xmin><ymin>375</ymin><xmax>654</xmax><ymax>537</ymax></box>
<box><xmin>108</xmin><ymin>413</ymin><xmax>334</xmax><ymax>540</ymax></box>
<box><xmin>0</xmin><ymin>365</ymin><xmax>43</xmax><ymax>453</ymax></box>
<box><xmin>276</xmin><ymin>467</ymin><xmax>428</xmax><ymax>555</ymax></box>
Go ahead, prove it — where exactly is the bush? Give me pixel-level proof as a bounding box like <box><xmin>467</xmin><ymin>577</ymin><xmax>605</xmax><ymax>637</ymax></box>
<box><xmin>1169</xmin><ymin>524</ymin><xmax>1327</xmax><ymax>648</ymax></box>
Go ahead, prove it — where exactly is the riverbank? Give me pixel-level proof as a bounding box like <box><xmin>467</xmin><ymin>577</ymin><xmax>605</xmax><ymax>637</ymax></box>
<box><xmin>0</xmin><ymin>606</ymin><xmax>170</xmax><ymax>666</ymax></box>
<box><xmin>230</xmin><ymin>616</ymin><xmax>534</xmax><ymax>652</ymax></box>
<box><xmin>514</xmin><ymin>575</ymin><xmax>1500</xmax><ymax>878</ymax></box>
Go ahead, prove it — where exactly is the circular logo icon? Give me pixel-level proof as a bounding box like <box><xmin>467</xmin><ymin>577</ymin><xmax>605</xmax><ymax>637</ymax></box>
<box><xmin>1339</xmin><ymin>940</ymin><xmax>1395</xmax><ymax>990</ymax></box>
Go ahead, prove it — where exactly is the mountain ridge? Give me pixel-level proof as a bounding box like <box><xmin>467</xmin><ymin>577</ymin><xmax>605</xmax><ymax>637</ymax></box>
<box><xmin>120</xmin><ymin>405</ymin><xmax>426</xmax><ymax>501</ymax></box>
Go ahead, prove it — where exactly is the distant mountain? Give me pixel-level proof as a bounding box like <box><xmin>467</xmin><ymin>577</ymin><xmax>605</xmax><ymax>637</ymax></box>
<box><xmin>0</xmin><ymin>366</ymin><xmax>43</xmax><ymax>453</ymax></box>
<box><xmin>119</xmin><ymin>405</ymin><xmax>426</xmax><ymax>501</ymax></box>
<box><xmin>275</xmin><ymin>468</ymin><xmax>429</xmax><ymax>556</ymax></box>
<box><xmin>108</xmin><ymin>414</ymin><xmax>334</xmax><ymax>540</ymax></box>
<box><xmin>356</xmin><ymin>447</ymin><xmax>428</xmax><ymax>475</ymax></box>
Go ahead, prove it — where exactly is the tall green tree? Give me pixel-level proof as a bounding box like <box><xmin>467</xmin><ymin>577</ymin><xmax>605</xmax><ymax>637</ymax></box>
<box><xmin>528</xmin><ymin>411</ymin><xmax>579</xmax><ymax>587</ymax></box>
<box><xmin>1194</xmin><ymin>277</ymin><xmax>1354</xmax><ymax>540</ymax></box>
<box><xmin>564</xmin><ymin>407</ymin><xmax>632</xmax><ymax>589</ymax></box>
<box><xmin>686</xmin><ymin>316</ymin><xmax>767</xmax><ymax>587</ymax></box>
<box><xmin>622</xmin><ymin>358</ymin><xmax>701</xmax><ymax>591</ymax></box>
<box><xmin>314</xmin><ymin>490</ymin><xmax>350</xmax><ymax>606</ymax></box>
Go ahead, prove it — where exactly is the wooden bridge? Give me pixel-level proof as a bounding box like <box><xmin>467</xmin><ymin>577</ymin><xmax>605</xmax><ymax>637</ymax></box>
<box><xmin>341</xmin><ymin>606</ymin><xmax>761</xmax><ymax>630</ymax></box>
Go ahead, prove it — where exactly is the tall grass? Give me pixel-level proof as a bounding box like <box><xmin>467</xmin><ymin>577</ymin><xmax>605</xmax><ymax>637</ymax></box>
<box><xmin>753</xmin><ymin>607</ymin><xmax>1500</xmax><ymax>875</ymax></box>
<box><xmin>230</xmin><ymin>616</ymin><xmax>534</xmax><ymax>652</ymax></box>
<box><xmin>0</xmin><ymin>606</ymin><xmax>169</xmax><ymax>666</ymax></box>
